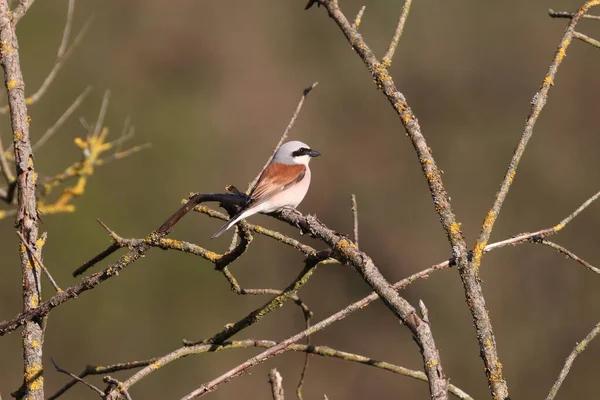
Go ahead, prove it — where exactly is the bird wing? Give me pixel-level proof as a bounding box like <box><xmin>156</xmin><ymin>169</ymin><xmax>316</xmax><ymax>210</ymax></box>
<box><xmin>247</xmin><ymin>163</ymin><xmax>306</xmax><ymax>208</ymax></box>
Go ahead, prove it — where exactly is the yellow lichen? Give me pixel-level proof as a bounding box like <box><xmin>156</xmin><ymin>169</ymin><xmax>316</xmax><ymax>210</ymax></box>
<box><xmin>473</xmin><ymin>242</ymin><xmax>486</xmax><ymax>265</ymax></box>
<box><xmin>204</xmin><ymin>251</ymin><xmax>220</xmax><ymax>262</ymax></box>
<box><xmin>556</xmin><ymin>47</ymin><xmax>566</xmax><ymax>62</ymax></box>
<box><xmin>6</xmin><ymin>79</ymin><xmax>17</xmax><ymax>90</ymax></box>
<box><xmin>29</xmin><ymin>376</ymin><xmax>44</xmax><ymax>390</ymax></box>
<box><xmin>31</xmin><ymin>340</ymin><xmax>39</xmax><ymax>348</ymax></box>
<box><xmin>14</xmin><ymin>131</ymin><xmax>22</xmax><ymax>140</ymax></box>
<box><xmin>36</xmin><ymin>237</ymin><xmax>46</xmax><ymax>248</ymax></box>
<box><xmin>30</xmin><ymin>295</ymin><xmax>39</xmax><ymax>308</ymax></box>
<box><xmin>543</xmin><ymin>76</ymin><xmax>554</xmax><ymax>87</ymax></box>
<box><xmin>553</xmin><ymin>222</ymin><xmax>565</xmax><ymax>232</ymax></box>
<box><xmin>150</xmin><ymin>360</ymin><xmax>163</xmax><ymax>370</ymax></box>
<box><xmin>450</xmin><ymin>222</ymin><xmax>462</xmax><ymax>236</ymax></box>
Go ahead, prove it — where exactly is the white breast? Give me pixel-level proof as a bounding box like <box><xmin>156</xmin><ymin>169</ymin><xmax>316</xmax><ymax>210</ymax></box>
<box><xmin>256</xmin><ymin>167</ymin><xmax>312</xmax><ymax>214</ymax></box>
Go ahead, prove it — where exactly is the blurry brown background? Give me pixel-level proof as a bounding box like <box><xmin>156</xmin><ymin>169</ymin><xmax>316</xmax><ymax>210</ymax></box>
<box><xmin>1</xmin><ymin>0</ymin><xmax>600</xmax><ymax>398</ymax></box>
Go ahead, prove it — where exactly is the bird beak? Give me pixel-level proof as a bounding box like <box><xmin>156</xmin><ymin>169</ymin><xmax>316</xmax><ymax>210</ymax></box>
<box><xmin>308</xmin><ymin>149</ymin><xmax>321</xmax><ymax>157</ymax></box>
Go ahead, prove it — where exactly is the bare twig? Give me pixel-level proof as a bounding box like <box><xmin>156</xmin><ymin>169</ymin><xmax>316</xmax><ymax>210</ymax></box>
<box><xmin>546</xmin><ymin>321</ymin><xmax>600</xmax><ymax>400</ymax></box>
<box><xmin>549</xmin><ymin>8</ymin><xmax>600</xmax><ymax>20</ymax></box>
<box><xmin>0</xmin><ymin>133</ymin><xmax>14</xmax><ymax>184</ymax></box>
<box><xmin>535</xmin><ymin>239</ymin><xmax>600</xmax><ymax>275</ymax></box>
<box><xmin>352</xmin><ymin>6</ymin><xmax>366</xmax><ymax>29</ymax></box>
<box><xmin>573</xmin><ymin>31</ymin><xmax>600</xmax><ymax>48</ymax></box>
<box><xmin>12</xmin><ymin>0</ymin><xmax>35</xmax><ymax>24</ymax></box>
<box><xmin>382</xmin><ymin>0</ymin><xmax>412</xmax><ymax>66</ymax></box>
<box><xmin>471</xmin><ymin>0</ymin><xmax>600</xmax><ymax>270</ymax></box>
<box><xmin>93</xmin><ymin>90</ymin><xmax>110</xmax><ymax>137</ymax></box>
<box><xmin>103</xmin><ymin>339</ymin><xmax>473</xmax><ymax>400</ymax></box>
<box><xmin>268</xmin><ymin>369</ymin><xmax>285</xmax><ymax>400</ymax></box>
<box><xmin>57</xmin><ymin>0</ymin><xmax>75</xmax><ymax>58</ymax></box>
<box><xmin>26</xmin><ymin>16</ymin><xmax>92</xmax><ymax>109</ymax></box>
<box><xmin>1</xmin><ymin>15</ymin><xmax>93</xmax><ymax>115</ymax></box>
<box><xmin>17</xmin><ymin>231</ymin><xmax>60</xmax><ymax>292</ymax></box>
<box><xmin>351</xmin><ymin>194</ymin><xmax>358</xmax><ymax>248</ymax></box>
<box><xmin>0</xmin><ymin>1</ymin><xmax>44</xmax><ymax>398</ymax></box>
<box><xmin>32</xmin><ymin>86</ymin><xmax>92</xmax><ymax>151</ymax></box>
<box><xmin>247</xmin><ymin>82</ymin><xmax>318</xmax><ymax>192</ymax></box>
<box><xmin>51</xmin><ymin>359</ymin><xmax>104</xmax><ymax>397</ymax></box>
<box><xmin>103</xmin><ymin>377</ymin><xmax>132</xmax><ymax>400</ymax></box>
<box><xmin>49</xmin><ymin>359</ymin><xmax>156</xmax><ymax>400</ymax></box>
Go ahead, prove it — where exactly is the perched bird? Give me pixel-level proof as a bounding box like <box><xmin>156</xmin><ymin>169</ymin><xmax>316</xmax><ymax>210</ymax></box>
<box><xmin>212</xmin><ymin>141</ymin><xmax>321</xmax><ymax>238</ymax></box>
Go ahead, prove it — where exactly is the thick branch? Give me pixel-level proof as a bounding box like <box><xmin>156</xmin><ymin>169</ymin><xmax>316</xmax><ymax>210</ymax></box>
<box><xmin>0</xmin><ymin>1</ymin><xmax>44</xmax><ymax>399</ymax></box>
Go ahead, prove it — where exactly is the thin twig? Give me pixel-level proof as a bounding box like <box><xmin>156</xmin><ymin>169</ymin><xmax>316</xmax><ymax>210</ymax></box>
<box><xmin>351</xmin><ymin>194</ymin><xmax>358</xmax><ymax>248</ymax></box>
<box><xmin>103</xmin><ymin>377</ymin><xmax>132</xmax><ymax>400</ymax></box>
<box><xmin>268</xmin><ymin>369</ymin><xmax>285</xmax><ymax>400</ymax></box>
<box><xmin>352</xmin><ymin>6</ymin><xmax>366</xmax><ymax>29</ymax></box>
<box><xmin>1</xmin><ymin>16</ymin><xmax>93</xmax><ymax>114</ymax></box>
<box><xmin>51</xmin><ymin>358</ymin><xmax>104</xmax><ymax>397</ymax></box>
<box><xmin>93</xmin><ymin>90</ymin><xmax>110</xmax><ymax>137</ymax></box>
<box><xmin>247</xmin><ymin>82</ymin><xmax>318</xmax><ymax>192</ymax></box>
<box><xmin>546</xmin><ymin>321</ymin><xmax>600</xmax><ymax>400</ymax></box>
<box><xmin>49</xmin><ymin>359</ymin><xmax>157</xmax><ymax>400</ymax></box>
<box><xmin>57</xmin><ymin>0</ymin><xmax>76</xmax><ymax>58</ymax></box>
<box><xmin>32</xmin><ymin>86</ymin><xmax>92</xmax><ymax>151</ymax></box>
<box><xmin>535</xmin><ymin>239</ymin><xmax>600</xmax><ymax>275</ymax></box>
<box><xmin>573</xmin><ymin>31</ymin><xmax>600</xmax><ymax>48</ymax></box>
<box><xmin>382</xmin><ymin>0</ymin><xmax>412</xmax><ymax>66</ymax></box>
<box><xmin>295</xmin><ymin>298</ymin><xmax>312</xmax><ymax>400</ymax></box>
<box><xmin>0</xmin><ymin>132</ymin><xmax>14</xmax><ymax>183</ymax></box>
<box><xmin>12</xmin><ymin>0</ymin><xmax>35</xmax><ymax>24</ymax></box>
<box><xmin>17</xmin><ymin>231</ymin><xmax>61</xmax><ymax>292</ymax></box>
<box><xmin>549</xmin><ymin>8</ymin><xmax>600</xmax><ymax>19</ymax></box>
<box><xmin>102</xmin><ymin>339</ymin><xmax>473</xmax><ymax>400</ymax></box>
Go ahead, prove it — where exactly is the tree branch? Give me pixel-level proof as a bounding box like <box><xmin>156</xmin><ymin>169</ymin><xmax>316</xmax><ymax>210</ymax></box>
<box><xmin>0</xmin><ymin>1</ymin><xmax>44</xmax><ymax>398</ymax></box>
<box><xmin>268</xmin><ymin>369</ymin><xmax>285</xmax><ymax>400</ymax></box>
<box><xmin>100</xmin><ymin>339</ymin><xmax>473</xmax><ymax>400</ymax></box>
<box><xmin>546</xmin><ymin>321</ymin><xmax>600</xmax><ymax>400</ymax></box>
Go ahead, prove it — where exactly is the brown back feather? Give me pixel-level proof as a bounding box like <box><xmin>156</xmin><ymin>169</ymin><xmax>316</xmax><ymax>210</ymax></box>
<box><xmin>248</xmin><ymin>163</ymin><xmax>306</xmax><ymax>207</ymax></box>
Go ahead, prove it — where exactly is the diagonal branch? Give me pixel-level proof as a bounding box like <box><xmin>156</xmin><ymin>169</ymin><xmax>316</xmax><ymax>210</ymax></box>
<box><xmin>247</xmin><ymin>82</ymin><xmax>318</xmax><ymax>192</ymax></box>
<box><xmin>471</xmin><ymin>0</ymin><xmax>600</xmax><ymax>267</ymax></box>
<box><xmin>381</xmin><ymin>0</ymin><xmax>412</xmax><ymax>66</ymax></box>
<box><xmin>546</xmin><ymin>321</ymin><xmax>600</xmax><ymax>400</ymax></box>
<box><xmin>12</xmin><ymin>0</ymin><xmax>35</xmax><ymax>24</ymax></box>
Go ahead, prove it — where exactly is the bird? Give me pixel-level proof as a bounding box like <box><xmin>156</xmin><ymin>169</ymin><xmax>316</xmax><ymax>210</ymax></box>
<box><xmin>212</xmin><ymin>140</ymin><xmax>321</xmax><ymax>238</ymax></box>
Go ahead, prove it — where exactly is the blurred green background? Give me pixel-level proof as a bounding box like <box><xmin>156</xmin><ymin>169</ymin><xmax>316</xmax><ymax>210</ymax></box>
<box><xmin>1</xmin><ymin>0</ymin><xmax>600</xmax><ymax>398</ymax></box>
